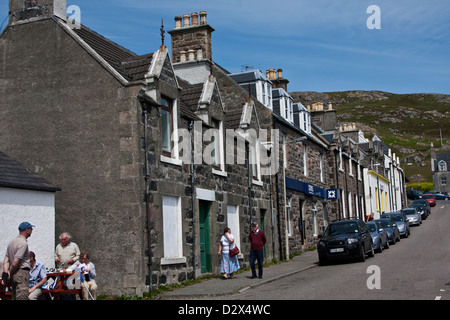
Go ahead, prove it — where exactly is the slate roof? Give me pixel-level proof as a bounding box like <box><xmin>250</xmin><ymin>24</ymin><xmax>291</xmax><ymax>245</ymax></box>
<box><xmin>0</xmin><ymin>151</ymin><xmax>60</xmax><ymax>192</ymax></box>
<box><xmin>228</xmin><ymin>70</ymin><xmax>270</xmax><ymax>84</ymax></box>
<box><xmin>73</xmin><ymin>24</ymin><xmax>154</xmax><ymax>82</ymax></box>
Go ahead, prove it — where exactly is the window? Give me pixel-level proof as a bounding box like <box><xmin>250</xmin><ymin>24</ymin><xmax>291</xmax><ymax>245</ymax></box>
<box><xmin>227</xmin><ymin>205</ymin><xmax>241</xmax><ymax>250</ymax></box>
<box><xmin>162</xmin><ymin>196</ymin><xmax>184</xmax><ymax>264</ymax></box>
<box><xmin>286</xmin><ymin>199</ymin><xmax>292</xmax><ymax>236</ymax></box>
<box><xmin>319</xmin><ymin>153</ymin><xmax>324</xmax><ymax>182</ymax></box>
<box><xmin>161</xmin><ymin>97</ymin><xmax>173</xmax><ymax>156</ymax></box>
<box><xmin>348</xmin><ymin>192</ymin><xmax>353</xmax><ymax>217</ymax></box>
<box><xmin>312</xmin><ymin>203</ymin><xmax>318</xmax><ymax>236</ymax></box>
<box><xmin>441</xmin><ymin>177</ymin><xmax>447</xmax><ymax>185</ymax></box>
<box><xmin>438</xmin><ymin>160</ymin><xmax>447</xmax><ymax>172</ymax></box>
<box><xmin>303</xmin><ymin>145</ymin><xmax>308</xmax><ymax>177</ymax></box>
<box><xmin>210</xmin><ymin>119</ymin><xmax>222</xmax><ymax>170</ymax></box>
<box><xmin>341</xmin><ymin>189</ymin><xmax>346</xmax><ymax>218</ymax></box>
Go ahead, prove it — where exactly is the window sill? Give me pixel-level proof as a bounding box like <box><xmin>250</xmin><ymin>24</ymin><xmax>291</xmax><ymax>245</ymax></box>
<box><xmin>160</xmin><ymin>155</ymin><xmax>182</xmax><ymax>167</ymax></box>
<box><xmin>161</xmin><ymin>257</ymin><xmax>187</xmax><ymax>265</ymax></box>
<box><xmin>212</xmin><ymin>169</ymin><xmax>228</xmax><ymax>178</ymax></box>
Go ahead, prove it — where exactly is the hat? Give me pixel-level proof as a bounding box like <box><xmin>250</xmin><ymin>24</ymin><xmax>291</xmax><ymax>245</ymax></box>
<box><xmin>19</xmin><ymin>222</ymin><xmax>35</xmax><ymax>231</ymax></box>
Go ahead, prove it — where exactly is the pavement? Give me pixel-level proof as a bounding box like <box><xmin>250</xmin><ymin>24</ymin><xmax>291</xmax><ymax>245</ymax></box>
<box><xmin>155</xmin><ymin>250</ymin><xmax>319</xmax><ymax>300</ymax></box>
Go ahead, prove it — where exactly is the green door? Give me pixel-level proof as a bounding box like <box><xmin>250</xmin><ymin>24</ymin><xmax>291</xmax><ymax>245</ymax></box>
<box><xmin>199</xmin><ymin>201</ymin><xmax>212</xmax><ymax>273</ymax></box>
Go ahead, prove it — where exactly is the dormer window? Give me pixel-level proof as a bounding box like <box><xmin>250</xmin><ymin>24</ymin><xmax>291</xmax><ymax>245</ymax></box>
<box><xmin>161</xmin><ymin>97</ymin><xmax>173</xmax><ymax>156</ymax></box>
<box><xmin>438</xmin><ymin>160</ymin><xmax>447</xmax><ymax>172</ymax></box>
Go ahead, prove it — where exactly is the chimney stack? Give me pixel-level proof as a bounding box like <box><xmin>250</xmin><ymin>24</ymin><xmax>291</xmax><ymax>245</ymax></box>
<box><xmin>266</xmin><ymin>68</ymin><xmax>289</xmax><ymax>92</ymax></box>
<box><xmin>168</xmin><ymin>11</ymin><xmax>215</xmax><ymax>63</ymax></box>
<box><xmin>9</xmin><ymin>0</ymin><xmax>67</xmax><ymax>25</ymax></box>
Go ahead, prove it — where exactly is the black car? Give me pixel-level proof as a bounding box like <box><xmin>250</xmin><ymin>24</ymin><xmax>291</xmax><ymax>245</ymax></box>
<box><xmin>409</xmin><ymin>203</ymin><xmax>428</xmax><ymax>220</ymax></box>
<box><xmin>373</xmin><ymin>218</ymin><xmax>401</xmax><ymax>245</ymax></box>
<box><xmin>412</xmin><ymin>199</ymin><xmax>431</xmax><ymax>216</ymax></box>
<box><xmin>407</xmin><ymin>189</ymin><xmax>423</xmax><ymax>200</ymax></box>
<box><xmin>318</xmin><ymin>219</ymin><xmax>374</xmax><ymax>265</ymax></box>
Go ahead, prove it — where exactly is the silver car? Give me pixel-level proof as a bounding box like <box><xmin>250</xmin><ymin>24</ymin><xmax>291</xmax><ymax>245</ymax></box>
<box><xmin>402</xmin><ymin>208</ymin><xmax>422</xmax><ymax>226</ymax></box>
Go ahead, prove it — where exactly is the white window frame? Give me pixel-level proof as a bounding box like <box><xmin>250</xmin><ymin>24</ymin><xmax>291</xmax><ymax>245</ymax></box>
<box><xmin>161</xmin><ymin>195</ymin><xmax>185</xmax><ymax>265</ymax></box>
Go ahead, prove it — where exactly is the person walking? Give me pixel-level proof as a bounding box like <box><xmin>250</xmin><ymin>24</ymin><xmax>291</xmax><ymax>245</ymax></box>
<box><xmin>218</xmin><ymin>228</ymin><xmax>240</xmax><ymax>279</ymax></box>
<box><xmin>2</xmin><ymin>222</ymin><xmax>34</xmax><ymax>300</ymax></box>
<box><xmin>249</xmin><ymin>222</ymin><xmax>266</xmax><ymax>279</ymax></box>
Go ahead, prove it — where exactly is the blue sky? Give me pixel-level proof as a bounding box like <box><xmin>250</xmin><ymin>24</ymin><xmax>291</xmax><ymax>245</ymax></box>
<box><xmin>1</xmin><ymin>0</ymin><xmax>450</xmax><ymax>94</ymax></box>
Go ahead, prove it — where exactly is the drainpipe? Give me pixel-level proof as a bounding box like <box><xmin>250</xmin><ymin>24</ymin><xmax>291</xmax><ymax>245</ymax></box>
<box><xmin>248</xmin><ymin>141</ymin><xmax>253</xmax><ymax>225</ymax></box>
<box><xmin>143</xmin><ymin>108</ymin><xmax>153</xmax><ymax>292</ymax></box>
<box><xmin>334</xmin><ymin>149</ymin><xmax>341</xmax><ymax>220</ymax></box>
<box><xmin>189</xmin><ymin>121</ymin><xmax>197</xmax><ymax>279</ymax></box>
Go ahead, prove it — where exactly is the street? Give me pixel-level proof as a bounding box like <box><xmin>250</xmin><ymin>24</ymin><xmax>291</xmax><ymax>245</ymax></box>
<box><xmin>228</xmin><ymin>201</ymin><xmax>450</xmax><ymax>300</ymax></box>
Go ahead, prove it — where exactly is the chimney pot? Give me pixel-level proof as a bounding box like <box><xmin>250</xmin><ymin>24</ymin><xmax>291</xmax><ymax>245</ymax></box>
<box><xmin>180</xmin><ymin>51</ymin><xmax>187</xmax><ymax>62</ymax></box>
<box><xmin>277</xmin><ymin>68</ymin><xmax>283</xmax><ymax>79</ymax></box>
<box><xmin>199</xmin><ymin>11</ymin><xmax>207</xmax><ymax>25</ymax></box>
<box><xmin>191</xmin><ymin>12</ymin><xmax>199</xmax><ymax>26</ymax></box>
<box><xmin>196</xmin><ymin>49</ymin><xmax>203</xmax><ymax>60</ymax></box>
<box><xmin>183</xmin><ymin>14</ymin><xmax>191</xmax><ymax>27</ymax></box>
<box><xmin>188</xmin><ymin>49</ymin><xmax>195</xmax><ymax>61</ymax></box>
<box><xmin>175</xmin><ymin>15</ymin><xmax>182</xmax><ymax>28</ymax></box>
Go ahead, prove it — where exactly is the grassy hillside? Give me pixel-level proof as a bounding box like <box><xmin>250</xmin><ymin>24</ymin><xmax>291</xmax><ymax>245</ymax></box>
<box><xmin>290</xmin><ymin>91</ymin><xmax>450</xmax><ymax>183</ymax></box>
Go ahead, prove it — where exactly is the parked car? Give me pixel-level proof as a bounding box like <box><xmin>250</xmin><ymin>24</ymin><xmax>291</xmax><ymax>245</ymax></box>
<box><xmin>402</xmin><ymin>207</ymin><xmax>422</xmax><ymax>226</ymax></box>
<box><xmin>318</xmin><ymin>219</ymin><xmax>374</xmax><ymax>265</ymax></box>
<box><xmin>407</xmin><ymin>189</ymin><xmax>423</xmax><ymax>200</ymax></box>
<box><xmin>366</xmin><ymin>221</ymin><xmax>389</xmax><ymax>253</ymax></box>
<box><xmin>381</xmin><ymin>212</ymin><xmax>410</xmax><ymax>238</ymax></box>
<box><xmin>409</xmin><ymin>203</ymin><xmax>428</xmax><ymax>220</ymax></box>
<box><xmin>421</xmin><ymin>194</ymin><xmax>436</xmax><ymax>207</ymax></box>
<box><xmin>374</xmin><ymin>218</ymin><xmax>400</xmax><ymax>245</ymax></box>
<box><xmin>412</xmin><ymin>199</ymin><xmax>431</xmax><ymax>216</ymax></box>
<box><xmin>431</xmin><ymin>193</ymin><xmax>450</xmax><ymax>200</ymax></box>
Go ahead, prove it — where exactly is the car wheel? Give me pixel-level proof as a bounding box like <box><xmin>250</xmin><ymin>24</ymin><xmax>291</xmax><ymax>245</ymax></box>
<box><xmin>377</xmin><ymin>241</ymin><xmax>383</xmax><ymax>253</ymax></box>
<box><xmin>358</xmin><ymin>244</ymin><xmax>366</xmax><ymax>262</ymax></box>
<box><xmin>318</xmin><ymin>254</ymin><xmax>328</xmax><ymax>266</ymax></box>
<box><xmin>368</xmin><ymin>242</ymin><xmax>375</xmax><ymax>258</ymax></box>
<box><xmin>384</xmin><ymin>238</ymin><xmax>389</xmax><ymax>249</ymax></box>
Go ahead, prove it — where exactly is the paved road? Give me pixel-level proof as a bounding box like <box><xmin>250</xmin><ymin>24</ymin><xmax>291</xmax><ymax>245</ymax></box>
<box><xmin>229</xmin><ymin>201</ymin><xmax>450</xmax><ymax>300</ymax></box>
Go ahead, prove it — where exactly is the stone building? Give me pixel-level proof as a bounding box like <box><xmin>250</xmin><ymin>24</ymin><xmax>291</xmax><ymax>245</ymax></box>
<box><xmin>168</xmin><ymin>12</ymin><xmax>277</xmax><ymax>271</ymax></box>
<box><xmin>0</xmin><ymin>2</ymin><xmax>279</xmax><ymax>295</ymax></box>
<box><xmin>431</xmin><ymin>145</ymin><xmax>450</xmax><ymax>195</ymax></box>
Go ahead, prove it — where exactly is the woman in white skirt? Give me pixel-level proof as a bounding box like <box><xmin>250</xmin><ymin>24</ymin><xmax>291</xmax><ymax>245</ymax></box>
<box><xmin>218</xmin><ymin>227</ymin><xmax>240</xmax><ymax>279</ymax></box>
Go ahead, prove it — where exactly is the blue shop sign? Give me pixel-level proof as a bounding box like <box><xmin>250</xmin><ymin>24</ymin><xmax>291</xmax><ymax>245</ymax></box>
<box><xmin>285</xmin><ymin>178</ymin><xmax>325</xmax><ymax>199</ymax></box>
<box><xmin>326</xmin><ymin>189</ymin><xmax>339</xmax><ymax>200</ymax></box>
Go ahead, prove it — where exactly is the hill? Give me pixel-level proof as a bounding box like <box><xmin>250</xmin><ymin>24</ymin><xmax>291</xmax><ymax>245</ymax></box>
<box><xmin>289</xmin><ymin>91</ymin><xmax>450</xmax><ymax>183</ymax></box>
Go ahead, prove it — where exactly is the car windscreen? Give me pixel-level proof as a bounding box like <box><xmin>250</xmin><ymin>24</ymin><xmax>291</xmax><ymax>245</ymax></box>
<box><xmin>366</xmin><ymin>224</ymin><xmax>377</xmax><ymax>232</ymax></box>
<box><xmin>402</xmin><ymin>210</ymin><xmax>416</xmax><ymax>216</ymax></box>
<box><xmin>385</xmin><ymin>214</ymin><xmax>403</xmax><ymax>222</ymax></box>
<box><xmin>377</xmin><ymin>220</ymin><xmax>392</xmax><ymax>228</ymax></box>
<box><xmin>325</xmin><ymin>222</ymin><xmax>359</xmax><ymax>236</ymax></box>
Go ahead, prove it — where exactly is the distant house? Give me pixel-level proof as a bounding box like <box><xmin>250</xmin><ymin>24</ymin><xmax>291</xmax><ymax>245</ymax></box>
<box><xmin>431</xmin><ymin>145</ymin><xmax>450</xmax><ymax>194</ymax></box>
<box><xmin>0</xmin><ymin>151</ymin><xmax>60</xmax><ymax>268</ymax></box>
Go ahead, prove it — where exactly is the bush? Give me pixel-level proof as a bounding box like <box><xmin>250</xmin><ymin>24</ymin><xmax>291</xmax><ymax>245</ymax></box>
<box><xmin>407</xmin><ymin>182</ymin><xmax>434</xmax><ymax>193</ymax></box>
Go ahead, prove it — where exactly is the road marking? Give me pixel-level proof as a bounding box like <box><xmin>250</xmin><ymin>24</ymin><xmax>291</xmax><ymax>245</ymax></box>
<box><xmin>435</xmin><ymin>296</ymin><xmax>442</xmax><ymax>300</ymax></box>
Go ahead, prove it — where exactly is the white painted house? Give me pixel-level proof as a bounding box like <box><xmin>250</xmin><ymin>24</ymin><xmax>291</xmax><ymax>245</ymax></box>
<box><xmin>0</xmin><ymin>151</ymin><xmax>60</xmax><ymax>269</ymax></box>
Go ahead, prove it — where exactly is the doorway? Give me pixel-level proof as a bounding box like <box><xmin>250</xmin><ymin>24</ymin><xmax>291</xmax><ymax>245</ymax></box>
<box><xmin>199</xmin><ymin>201</ymin><xmax>212</xmax><ymax>273</ymax></box>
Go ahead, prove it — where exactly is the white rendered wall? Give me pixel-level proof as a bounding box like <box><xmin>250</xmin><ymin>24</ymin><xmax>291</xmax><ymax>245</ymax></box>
<box><xmin>0</xmin><ymin>187</ymin><xmax>56</xmax><ymax>269</ymax></box>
